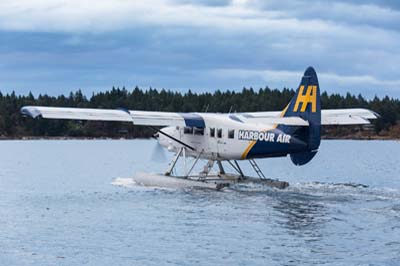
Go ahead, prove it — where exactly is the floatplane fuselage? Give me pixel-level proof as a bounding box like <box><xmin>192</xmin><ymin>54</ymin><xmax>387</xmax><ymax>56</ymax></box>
<box><xmin>158</xmin><ymin>118</ymin><xmax>302</xmax><ymax>161</ymax></box>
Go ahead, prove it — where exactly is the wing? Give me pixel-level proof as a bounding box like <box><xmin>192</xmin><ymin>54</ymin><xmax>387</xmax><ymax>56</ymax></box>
<box><xmin>21</xmin><ymin>106</ymin><xmax>133</xmax><ymax>122</ymax></box>
<box><xmin>21</xmin><ymin>106</ymin><xmax>377</xmax><ymax>127</ymax></box>
<box><xmin>320</xmin><ymin>108</ymin><xmax>379</xmax><ymax>125</ymax></box>
<box><xmin>21</xmin><ymin>106</ymin><xmax>203</xmax><ymax>127</ymax></box>
<box><xmin>21</xmin><ymin>106</ymin><xmax>309</xmax><ymax>127</ymax></box>
<box><xmin>239</xmin><ymin>108</ymin><xmax>378</xmax><ymax>125</ymax></box>
<box><xmin>226</xmin><ymin>113</ymin><xmax>309</xmax><ymax>126</ymax></box>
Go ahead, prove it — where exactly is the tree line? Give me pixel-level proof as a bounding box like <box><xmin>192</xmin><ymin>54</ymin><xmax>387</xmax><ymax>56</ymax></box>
<box><xmin>0</xmin><ymin>87</ymin><xmax>399</xmax><ymax>139</ymax></box>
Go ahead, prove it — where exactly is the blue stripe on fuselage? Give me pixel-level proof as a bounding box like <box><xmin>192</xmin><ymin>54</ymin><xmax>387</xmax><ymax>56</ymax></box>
<box><xmin>246</xmin><ymin>129</ymin><xmax>308</xmax><ymax>158</ymax></box>
<box><xmin>181</xmin><ymin>113</ymin><xmax>205</xmax><ymax>128</ymax></box>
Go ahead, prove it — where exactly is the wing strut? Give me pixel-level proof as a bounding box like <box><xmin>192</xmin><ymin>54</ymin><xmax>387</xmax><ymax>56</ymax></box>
<box><xmin>148</xmin><ymin>126</ymin><xmax>195</xmax><ymax>151</ymax></box>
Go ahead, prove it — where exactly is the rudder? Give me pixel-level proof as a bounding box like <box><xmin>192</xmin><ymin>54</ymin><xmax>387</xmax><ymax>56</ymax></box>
<box><xmin>279</xmin><ymin>66</ymin><xmax>321</xmax><ymax>165</ymax></box>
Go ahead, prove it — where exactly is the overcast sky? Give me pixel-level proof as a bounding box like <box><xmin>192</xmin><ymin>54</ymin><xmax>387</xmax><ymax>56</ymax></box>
<box><xmin>0</xmin><ymin>0</ymin><xmax>399</xmax><ymax>97</ymax></box>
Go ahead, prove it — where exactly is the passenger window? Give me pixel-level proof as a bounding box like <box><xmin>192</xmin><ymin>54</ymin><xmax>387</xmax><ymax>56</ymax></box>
<box><xmin>194</xmin><ymin>127</ymin><xmax>204</xmax><ymax>135</ymax></box>
<box><xmin>217</xmin><ymin>128</ymin><xmax>222</xmax><ymax>138</ymax></box>
<box><xmin>210</xmin><ymin>128</ymin><xmax>215</xmax><ymax>137</ymax></box>
<box><xmin>228</xmin><ymin>129</ymin><xmax>235</xmax><ymax>139</ymax></box>
<box><xmin>184</xmin><ymin>127</ymin><xmax>193</xmax><ymax>134</ymax></box>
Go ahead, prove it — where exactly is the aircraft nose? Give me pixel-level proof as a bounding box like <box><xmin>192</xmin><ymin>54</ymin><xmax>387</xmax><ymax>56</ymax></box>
<box><xmin>158</xmin><ymin>127</ymin><xmax>175</xmax><ymax>151</ymax></box>
<box><xmin>157</xmin><ymin>130</ymin><xmax>168</xmax><ymax>147</ymax></box>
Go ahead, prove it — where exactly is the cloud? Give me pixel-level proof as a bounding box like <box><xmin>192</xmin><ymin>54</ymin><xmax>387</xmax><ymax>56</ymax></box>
<box><xmin>250</xmin><ymin>0</ymin><xmax>400</xmax><ymax>30</ymax></box>
<box><xmin>173</xmin><ymin>0</ymin><xmax>231</xmax><ymax>6</ymax></box>
<box><xmin>0</xmin><ymin>0</ymin><xmax>399</xmax><ymax>97</ymax></box>
<box><xmin>210</xmin><ymin>68</ymin><xmax>400</xmax><ymax>96</ymax></box>
<box><xmin>0</xmin><ymin>0</ymin><xmax>398</xmax><ymax>33</ymax></box>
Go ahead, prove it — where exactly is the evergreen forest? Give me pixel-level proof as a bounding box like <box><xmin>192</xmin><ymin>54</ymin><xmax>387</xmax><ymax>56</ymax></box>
<box><xmin>0</xmin><ymin>87</ymin><xmax>399</xmax><ymax>139</ymax></box>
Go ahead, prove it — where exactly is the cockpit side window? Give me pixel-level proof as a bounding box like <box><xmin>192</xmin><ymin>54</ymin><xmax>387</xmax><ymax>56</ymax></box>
<box><xmin>194</xmin><ymin>127</ymin><xmax>204</xmax><ymax>135</ymax></box>
<box><xmin>184</xmin><ymin>127</ymin><xmax>193</xmax><ymax>134</ymax></box>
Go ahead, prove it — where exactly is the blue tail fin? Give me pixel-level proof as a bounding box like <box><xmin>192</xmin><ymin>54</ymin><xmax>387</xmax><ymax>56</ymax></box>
<box><xmin>279</xmin><ymin>66</ymin><xmax>321</xmax><ymax>165</ymax></box>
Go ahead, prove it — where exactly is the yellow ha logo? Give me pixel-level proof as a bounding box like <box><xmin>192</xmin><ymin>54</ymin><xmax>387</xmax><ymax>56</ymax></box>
<box><xmin>293</xmin><ymin>85</ymin><xmax>317</xmax><ymax>112</ymax></box>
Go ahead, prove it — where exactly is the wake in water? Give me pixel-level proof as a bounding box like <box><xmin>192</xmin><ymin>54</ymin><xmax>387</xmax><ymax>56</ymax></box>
<box><xmin>111</xmin><ymin>177</ymin><xmax>137</xmax><ymax>187</ymax></box>
<box><xmin>111</xmin><ymin>176</ymin><xmax>400</xmax><ymax>203</ymax></box>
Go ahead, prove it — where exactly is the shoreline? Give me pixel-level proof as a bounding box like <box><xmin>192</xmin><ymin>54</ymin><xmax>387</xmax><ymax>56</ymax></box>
<box><xmin>1</xmin><ymin>136</ymin><xmax>398</xmax><ymax>141</ymax></box>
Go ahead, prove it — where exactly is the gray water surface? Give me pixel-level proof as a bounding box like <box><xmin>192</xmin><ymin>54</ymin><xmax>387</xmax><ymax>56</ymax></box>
<box><xmin>0</xmin><ymin>140</ymin><xmax>399</xmax><ymax>265</ymax></box>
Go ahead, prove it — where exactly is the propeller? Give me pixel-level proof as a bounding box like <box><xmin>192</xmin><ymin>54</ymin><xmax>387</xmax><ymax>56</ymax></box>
<box><xmin>151</xmin><ymin>134</ymin><xmax>167</xmax><ymax>162</ymax></box>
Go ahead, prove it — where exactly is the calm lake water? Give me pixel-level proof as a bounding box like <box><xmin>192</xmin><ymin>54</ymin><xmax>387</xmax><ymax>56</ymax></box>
<box><xmin>0</xmin><ymin>140</ymin><xmax>399</xmax><ymax>266</ymax></box>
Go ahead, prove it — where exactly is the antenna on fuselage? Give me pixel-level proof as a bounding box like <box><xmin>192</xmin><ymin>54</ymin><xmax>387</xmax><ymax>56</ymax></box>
<box><xmin>204</xmin><ymin>104</ymin><xmax>209</xmax><ymax>113</ymax></box>
<box><xmin>228</xmin><ymin>105</ymin><xmax>233</xmax><ymax>114</ymax></box>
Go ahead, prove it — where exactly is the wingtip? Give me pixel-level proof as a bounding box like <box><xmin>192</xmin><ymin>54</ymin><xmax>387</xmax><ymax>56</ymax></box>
<box><xmin>372</xmin><ymin>110</ymin><xmax>381</xmax><ymax>118</ymax></box>
<box><xmin>20</xmin><ymin>106</ymin><xmax>40</xmax><ymax>118</ymax></box>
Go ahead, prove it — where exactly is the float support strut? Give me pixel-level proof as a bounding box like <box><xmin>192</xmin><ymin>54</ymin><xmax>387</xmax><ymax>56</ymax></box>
<box><xmin>217</xmin><ymin>161</ymin><xmax>225</xmax><ymax>175</ymax></box>
<box><xmin>165</xmin><ymin>147</ymin><xmax>184</xmax><ymax>176</ymax></box>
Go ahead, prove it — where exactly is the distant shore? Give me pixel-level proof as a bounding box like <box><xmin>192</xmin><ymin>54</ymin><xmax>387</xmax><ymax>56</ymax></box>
<box><xmin>1</xmin><ymin>135</ymin><xmax>398</xmax><ymax>141</ymax></box>
<box><xmin>322</xmin><ymin>135</ymin><xmax>399</xmax><ymax>140</ymax></box>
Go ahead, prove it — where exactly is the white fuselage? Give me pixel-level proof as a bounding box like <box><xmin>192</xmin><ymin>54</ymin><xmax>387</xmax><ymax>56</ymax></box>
<box><xmin>158</xmin><ymin>113</ymin><xmax>296</xmax><ymax>161</ymax></box>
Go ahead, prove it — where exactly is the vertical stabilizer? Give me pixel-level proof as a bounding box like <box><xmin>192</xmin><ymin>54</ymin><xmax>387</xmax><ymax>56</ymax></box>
<box><xmin>279</xmin><ymin>66</ymin><xmax>321</xmax><ymax>165</ymax></box>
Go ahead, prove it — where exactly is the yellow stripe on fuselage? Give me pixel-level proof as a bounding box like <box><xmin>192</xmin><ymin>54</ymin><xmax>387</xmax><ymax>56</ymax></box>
<box><xmin>241</xmin><ymin>140</ymin><xmax>257</xmax><ymax>159</ymax></box>
<box><xmin>240</xmin><ymin>103</ymin><xmax>290</xmax><ymax>159</ymax></box>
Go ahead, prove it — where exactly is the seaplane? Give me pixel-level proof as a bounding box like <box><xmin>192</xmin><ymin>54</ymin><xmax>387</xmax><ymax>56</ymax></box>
<box><xmin>21</xmin><ymin>67</ymin><xmax>378</xmax><ymax>190</ymax></box>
